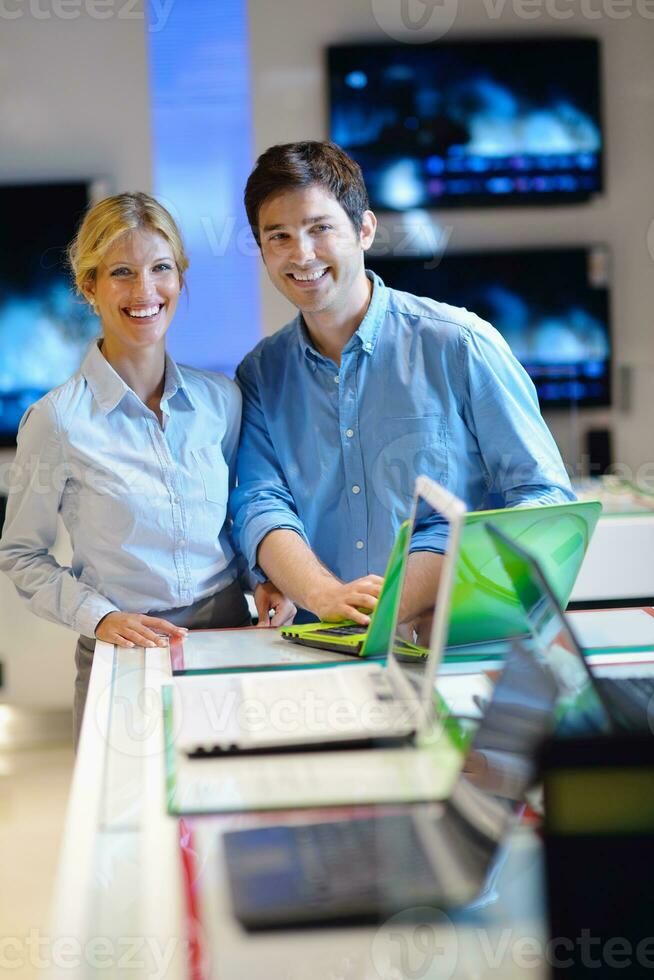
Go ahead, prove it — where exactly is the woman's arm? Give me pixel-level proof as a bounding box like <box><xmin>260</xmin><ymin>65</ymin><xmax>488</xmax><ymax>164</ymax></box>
<box><xmin>0</xmin><ymin>398</ymin><xmax>119</xmax><ymax>636</ymax></box>
<box><xmin>0</xmin><ymin>398</ymin><xmax>185</xmax><ymax>646</ymax></box>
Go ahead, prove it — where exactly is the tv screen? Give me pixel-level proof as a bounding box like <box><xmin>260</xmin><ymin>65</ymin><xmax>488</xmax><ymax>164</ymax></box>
<box><xmin>328</xmin><ymin>38</ymin><xmax>603</xmax><ymax>210</ymax></box>
<box><xmin>367</xmin><ymin>246</ymin><xmax>611</xmax><ymax>408</ymax></box>
<box><xmin>0</xmin><ymin>182</ymin><xmax>98</xmax><ymax>446</ymax></box>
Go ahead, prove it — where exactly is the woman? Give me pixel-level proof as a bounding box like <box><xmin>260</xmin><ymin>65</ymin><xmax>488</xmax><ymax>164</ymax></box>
<box><xmin>0</xmin><ymin>192</ymin><xmax>294</xmax><ymax>745</ymax></box>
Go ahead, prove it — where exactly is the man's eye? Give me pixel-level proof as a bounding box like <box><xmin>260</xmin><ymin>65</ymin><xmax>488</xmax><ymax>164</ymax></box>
<box><xmin>269</xmin><ymin>233</ymin><xmax>287</xmax><ymax>242</ymax></box>
<box><xmin>314</xmin><ymin>225</ymin><xmax>331</xmax><ymax>232</ymax></box>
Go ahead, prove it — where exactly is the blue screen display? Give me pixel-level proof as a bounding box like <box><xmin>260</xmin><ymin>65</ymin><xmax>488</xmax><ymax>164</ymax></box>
<box><xmin>0</xmin><ymin>182</ymin><xmax>98</xmax><ymax>445</ymax></box>
<box><xmin>328</xmin><ymin>38</ymin><xmax>603</xmax><ymax>210</ymax></box>
<box><xmin>368</xmin><ymin>246</ymin><xmax>611</xmax><ymax>408</ymax></box>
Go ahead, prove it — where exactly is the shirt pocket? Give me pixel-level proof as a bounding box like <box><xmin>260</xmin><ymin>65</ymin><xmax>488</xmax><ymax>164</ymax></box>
<box><xmin>191</xmin><ymin>445</ymin><xmax>229</xmax><ymax>505</ymax></box>
<box><xmin>370</xmin><ymin>414</ymin><xmax>449</xmax><ymax>511</ymax></box>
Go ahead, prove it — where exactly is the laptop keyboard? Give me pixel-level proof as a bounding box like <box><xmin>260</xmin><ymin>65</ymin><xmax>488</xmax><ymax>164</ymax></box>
<box><xmin>293</xmin><ymin>816</ymin><xmax>439</xmax><ymax>904</ymax></box>
<box><xmin>311</xmin><ymin>624</ymin><xmax>366</xmax><ymax>637</ymax></box>
<box><xmin>596</xmin><ymin>675</ymin><xmax>654</xmax><ymax>730</ymax></box>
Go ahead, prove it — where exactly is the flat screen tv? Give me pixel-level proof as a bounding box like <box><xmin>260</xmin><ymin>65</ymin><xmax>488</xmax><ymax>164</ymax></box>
<box><xmin>367</xmin><ymin>246</ymin><xmax>611</xmax><ymax>409</ymax></box>
<box><xmin>328</xmin><ymin>37</ymin><xmax>603</xmax><ymax>210</ymax></box>
<box><xmin>0</xmin><ymin>181</ymin><xmax>99</xmax><ymax>446</ymax></box>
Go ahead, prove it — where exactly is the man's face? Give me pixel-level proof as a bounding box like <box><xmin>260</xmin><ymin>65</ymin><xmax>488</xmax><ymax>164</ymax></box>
<box><xmin>257</xmin><ymin>184</ymin><xmax>376</xmax><ymax>318</ymax></box>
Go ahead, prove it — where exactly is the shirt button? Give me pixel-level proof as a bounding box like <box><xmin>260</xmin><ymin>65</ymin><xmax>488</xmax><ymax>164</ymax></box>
<box><xmin>355</xmin><ymin>540</ymin><xmax>364</xmax><ymax>550</ymax></box>
<box><xmin>346</xmin><ymin>428</ymin><xmax>354</xmax><ymax>438</ymax></box>
<box><xmin>334</xmin><ymin>375</ymin><xmax>340</xmax><ymax>385</ymax></box>
<box><xmin>352</xmin><ymin>485</ymin><xmax>361</xmax><ymax>495</ymax></box>
<box><xmin>178</xmin><ymin>539</ymin><xmax>186</xmax><ymax>547</ymax></box>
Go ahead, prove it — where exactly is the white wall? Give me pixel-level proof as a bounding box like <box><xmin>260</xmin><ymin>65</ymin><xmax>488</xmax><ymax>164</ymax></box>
<box><xmin>0</xmin><ymin>8</ymin><xmax>152</xmax><ymax>707</ymax></box>
<box><xmin>247</xmin><ymin>0</ymin><xmax>654</xmax><ymax>474</ymax></box>
<box><xmin>0</xmin><ymin>7</ymin><xmax>151</xmax><ymax>189</ymax></box>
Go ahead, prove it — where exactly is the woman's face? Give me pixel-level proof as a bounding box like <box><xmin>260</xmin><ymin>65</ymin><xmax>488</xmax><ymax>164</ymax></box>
<box><xmin>85</xmin><ymin>228</ymin><xmax>181</xmax><ymax>355</ymax></box>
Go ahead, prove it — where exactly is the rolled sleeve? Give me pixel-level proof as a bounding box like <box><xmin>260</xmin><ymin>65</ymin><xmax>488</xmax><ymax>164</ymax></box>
<box><xmin>461</xmin><ymin>323</ymin><xmax>575</xmax><ymax>507</ymax></box>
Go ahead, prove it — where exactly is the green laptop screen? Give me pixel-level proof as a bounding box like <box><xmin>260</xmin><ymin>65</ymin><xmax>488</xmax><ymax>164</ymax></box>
<box><xmin>446</xmin><ymin>501</ymin><xmax>601</xmax><ymax>647</ymax></box>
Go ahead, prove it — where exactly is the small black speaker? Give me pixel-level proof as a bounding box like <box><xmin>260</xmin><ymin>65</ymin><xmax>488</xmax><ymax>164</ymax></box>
<box><xmin>586</xmin><ymin>428</ymin><xmax>612</xmax><ymax>477</ymax></box>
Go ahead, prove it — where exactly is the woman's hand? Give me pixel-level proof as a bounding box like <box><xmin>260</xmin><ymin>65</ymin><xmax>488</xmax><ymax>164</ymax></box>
<box><xmin>95</xmin><ymin>612</ymin><xmax>189</xmax><ymax>648</ymax></box>
<box><xmin>254</xmin><ymin>582</ymin><xmax>297</xmax><ymax>627</ymax></box>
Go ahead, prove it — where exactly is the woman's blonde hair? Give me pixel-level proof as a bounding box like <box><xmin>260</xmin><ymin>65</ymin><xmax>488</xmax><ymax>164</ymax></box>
<box><xmin>68</xmin><ymin>191</ymin><xmax>189</xmax><ymax>298</ymax></box>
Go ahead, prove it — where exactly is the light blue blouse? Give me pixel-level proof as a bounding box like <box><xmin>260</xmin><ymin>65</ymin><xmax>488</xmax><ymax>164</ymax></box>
<box><xmin>0</xmin><ymin>342</ymin><xmax>241</xmax><ymax>637</ymax></box>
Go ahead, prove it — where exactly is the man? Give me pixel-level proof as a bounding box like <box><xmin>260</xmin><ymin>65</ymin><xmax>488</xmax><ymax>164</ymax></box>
<box><xmin>232</xmin><ymin>140</ymin><xmax>574</xmax><ymax>626</ymax></box>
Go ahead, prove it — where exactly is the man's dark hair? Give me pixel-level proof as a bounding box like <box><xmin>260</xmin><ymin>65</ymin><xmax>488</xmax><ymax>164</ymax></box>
<box><xmin>244</xmin><ymin>140</ymin><xmax>370</xmax><ymax>245</ymax></box>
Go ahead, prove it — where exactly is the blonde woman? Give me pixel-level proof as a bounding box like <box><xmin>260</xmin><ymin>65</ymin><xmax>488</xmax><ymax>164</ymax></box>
<box><xmin>0</xmin><ymin>192</ymin><xmax>294</xmax><ymax>745</ymax></box>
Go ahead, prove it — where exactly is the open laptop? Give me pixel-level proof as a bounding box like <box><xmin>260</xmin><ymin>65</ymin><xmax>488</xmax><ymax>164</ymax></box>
<box><xmin>170</xmin><ymin>477</ymin><xmax>467</xmax><ymax>755</ymax></box>
<box><xmin>283</xmin><ymin>499</ymin><xmax>601</xmax><ymax>657</ymax></box>
<box><xmin>486</xmin><ymin>523</ymin><xmax>654</xmax><ymax>734</ymax></box>
<box><xmin>280</xmin><ymin>518</ymin><xmax>412</xmax><ymax>658</ymax></box>
<box><xmin>223</xmin><ymin>641</ymin><xmax>559</xmax><ymax>929</ymax></box>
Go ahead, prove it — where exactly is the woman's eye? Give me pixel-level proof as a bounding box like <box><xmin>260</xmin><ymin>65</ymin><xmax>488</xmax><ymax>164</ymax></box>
<box><xmin>154</xmin><ymin>263</ymin><xmax>174</xmax><ymax>272</ymax></box>
<box><xmin>111</xmin><ymin>267</ymin><xmax>131</xmax><ymax>277</ymax></box>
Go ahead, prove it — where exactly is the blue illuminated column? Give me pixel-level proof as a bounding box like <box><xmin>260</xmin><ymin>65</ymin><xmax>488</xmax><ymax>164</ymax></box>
<box><xmin>146</xmin><ymin>0</ymin><xmax>261</xmax><ymax>376</ymax></box>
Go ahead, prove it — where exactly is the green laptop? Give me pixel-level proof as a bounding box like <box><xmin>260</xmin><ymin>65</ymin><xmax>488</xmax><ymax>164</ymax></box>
<box><xmin>281</xmin><ymin>499</ymin><xmax>602</xmax><ymax>656</ymax></box>
<box><xmin>280</xmin><ymin>519</ymin><xmax>412</xmax><ymax>657</ymax></box>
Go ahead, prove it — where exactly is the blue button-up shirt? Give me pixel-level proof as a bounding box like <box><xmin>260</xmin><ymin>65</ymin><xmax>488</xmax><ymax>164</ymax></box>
<box><xmin>232</xmin><ymin>272</ymin><xmax>574</xmax><ymax>582</ymax></box>
<box><xmin>0</xmin><ymin>342</ymin><xmax>241</xmax><ymax>637</ymax></box>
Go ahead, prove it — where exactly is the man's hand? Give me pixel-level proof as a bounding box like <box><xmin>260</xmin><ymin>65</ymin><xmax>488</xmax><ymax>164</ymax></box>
<box><xmin>308</xmin><ymin>574</ymin><xmax>384</xmax><ymax>626</ymax></box>
<box><xmin>254</xmin><ymin>582</ymin><xmax>297</xmax><ymax>627</ymax></box>
<box><xmin>95</xmin><ymin>612</ymin><xmax>189</xmax><ymax>648</ymax></box>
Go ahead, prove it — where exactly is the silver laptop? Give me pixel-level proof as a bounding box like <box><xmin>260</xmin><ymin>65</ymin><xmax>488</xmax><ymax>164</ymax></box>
<box><xmin>170</xmin><ymin>477</ymin><xmax>467</xmax><ymax>754</ymax></box>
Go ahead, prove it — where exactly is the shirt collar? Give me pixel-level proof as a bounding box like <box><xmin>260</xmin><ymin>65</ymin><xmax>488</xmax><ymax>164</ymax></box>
<box><xmin>80</xmin><ymin>340</ymin><xmax>195</xmax><ymax>416</ymax></box>
<box><xmin>351</xmin><ymin>270</ymin><xmax>387</xmax><ymax>355</ymax></box>
<box><xmin>161</xmin><ymin>352</ymin><xmax>195</xmax><ymax>410</ymax></box>
<box><xmin>296</xmin><ymin>270</ymin><xmax>388</xmax><ymax>363</ymax></box>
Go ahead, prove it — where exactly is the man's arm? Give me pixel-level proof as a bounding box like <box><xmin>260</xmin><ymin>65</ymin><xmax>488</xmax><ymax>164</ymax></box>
<box><xmin>461</xmin><ymin>322</ymin><xmax>575</xmax><ymax>506</ymax></box>
<box><xmin>231</xmin><ymin>355</ymin><xmax>312</xmax><ymax>579</ymax></box>
<box><xmin>232</xmin><ymin>356</ymin><xmax>382</xmax><ymax>624</ymax></box>
<box><xmin>397</xmin><ymin>550</ymin><xmax>444</xmax><ymax>626</ymax></box>
<box><xmin>257</xmin><ymin>529</ymin><xmax>383</xmax><ymax>627</ymax></box>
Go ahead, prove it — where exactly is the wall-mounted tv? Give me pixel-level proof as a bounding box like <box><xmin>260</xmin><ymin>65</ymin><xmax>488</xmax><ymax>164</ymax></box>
<box><xmin>367</xmin><ymin>246</ymin><xmax>611</xmax><ymax>409</ymax></box>
<box><xmin>0</xmin><ymin>181</ymin><xmax>98</xmax><ymax>446</ymax></box>
<box><xmin>328</xmin><ymin>38</ymin><xmax>603</xmax><ymax>210</ymax></box>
